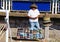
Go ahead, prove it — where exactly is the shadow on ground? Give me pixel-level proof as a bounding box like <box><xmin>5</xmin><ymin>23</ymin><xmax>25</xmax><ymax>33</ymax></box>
<box><xmin>12</xmin><ymin>37</ymin><xmax>38</xmax><ymax>41</ymax></box>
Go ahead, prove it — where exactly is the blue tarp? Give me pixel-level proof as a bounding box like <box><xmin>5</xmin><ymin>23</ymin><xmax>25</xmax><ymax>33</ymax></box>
<box><xmin>12</xmin><ymin>1</ymin><xmax>51</xmax><ymax>12</ymax></box>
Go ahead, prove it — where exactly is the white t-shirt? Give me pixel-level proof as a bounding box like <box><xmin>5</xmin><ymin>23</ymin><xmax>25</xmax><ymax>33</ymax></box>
<box><xmin>28</xmin><ymin>9</ymin><xmax>40</xmax><ymax>22</ymax></box>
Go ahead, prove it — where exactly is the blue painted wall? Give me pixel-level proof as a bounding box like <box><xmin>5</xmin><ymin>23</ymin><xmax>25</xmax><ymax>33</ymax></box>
<box><xmin>12</xmin><ymin>1</ymin><xmax>51</xmax><ymax>12</ymax></box>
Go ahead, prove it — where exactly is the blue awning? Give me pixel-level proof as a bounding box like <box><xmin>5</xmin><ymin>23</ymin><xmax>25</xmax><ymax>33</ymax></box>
<box><xmin>12</xmin><ymin>1</ymin><xmax>51</xmax><ymax>12</ymax></box>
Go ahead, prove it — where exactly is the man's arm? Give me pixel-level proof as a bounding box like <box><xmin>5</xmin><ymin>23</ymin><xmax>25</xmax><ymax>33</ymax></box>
<box><xmin>27</xmin><ymin>15</ymin><xmax>37</xmax><ymax>19</ymax></box>
<box><xmin>33</xmin><ymin>14</ymin><xmax>40</xmax><ymax>19</ymax></box>
<box><xmin>27</xmin><ymin>13</ymin><xmax>40</xmax><ymax>19</ymax></box>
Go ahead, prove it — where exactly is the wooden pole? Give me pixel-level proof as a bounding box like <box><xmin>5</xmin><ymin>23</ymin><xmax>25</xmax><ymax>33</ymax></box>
<box><xmin>6</xmin><ymin>11</ymin><xmax>10</xmax><ymax>42</ymax></box>
<box><xmin>44</xmin><ymin>26</ymin><xmax>49</xmax><ymax>42</ymax></box>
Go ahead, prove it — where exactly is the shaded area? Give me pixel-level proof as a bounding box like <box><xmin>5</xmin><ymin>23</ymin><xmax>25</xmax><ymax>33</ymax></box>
<box><xmin>0</xmin><ymin>16</ymin><xmax>60</xmax><ymax>30</ymax></box>
<box><xmin>50</xmin><ymin>18</ymin><xmax>60</xmax><ymax>30</ymax></box>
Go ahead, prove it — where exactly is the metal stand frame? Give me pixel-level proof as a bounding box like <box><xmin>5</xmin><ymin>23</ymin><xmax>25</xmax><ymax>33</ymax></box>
<box><xmin>0</xmin><ymin>0</ymin><xmax>11</xmax><ymax>42</ymax></box>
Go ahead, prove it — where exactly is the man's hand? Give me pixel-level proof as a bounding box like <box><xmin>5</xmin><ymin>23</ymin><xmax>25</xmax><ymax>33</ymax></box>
<box><xmin>32</xmin><ymin>17</ymin><xmax>38</xmax><ymax>19</ymax></box>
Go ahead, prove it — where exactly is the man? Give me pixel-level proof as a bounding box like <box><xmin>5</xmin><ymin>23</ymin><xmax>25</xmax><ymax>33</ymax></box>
<box><xmin>28</xmin><ymin>4</ymin><xmax>42</xmax><ymax>39</ymax></box>
<box><xmin>28</xmin><ymin>4</ymin><xmax>40</xmax><ymax>31</ymax></box>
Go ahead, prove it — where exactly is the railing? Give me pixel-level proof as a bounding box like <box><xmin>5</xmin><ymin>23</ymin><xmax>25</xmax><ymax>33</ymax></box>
<box><xmin>0</xmin><ymin>23</ymin><xmax>7</xmax><ymax>40</ymax></box>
